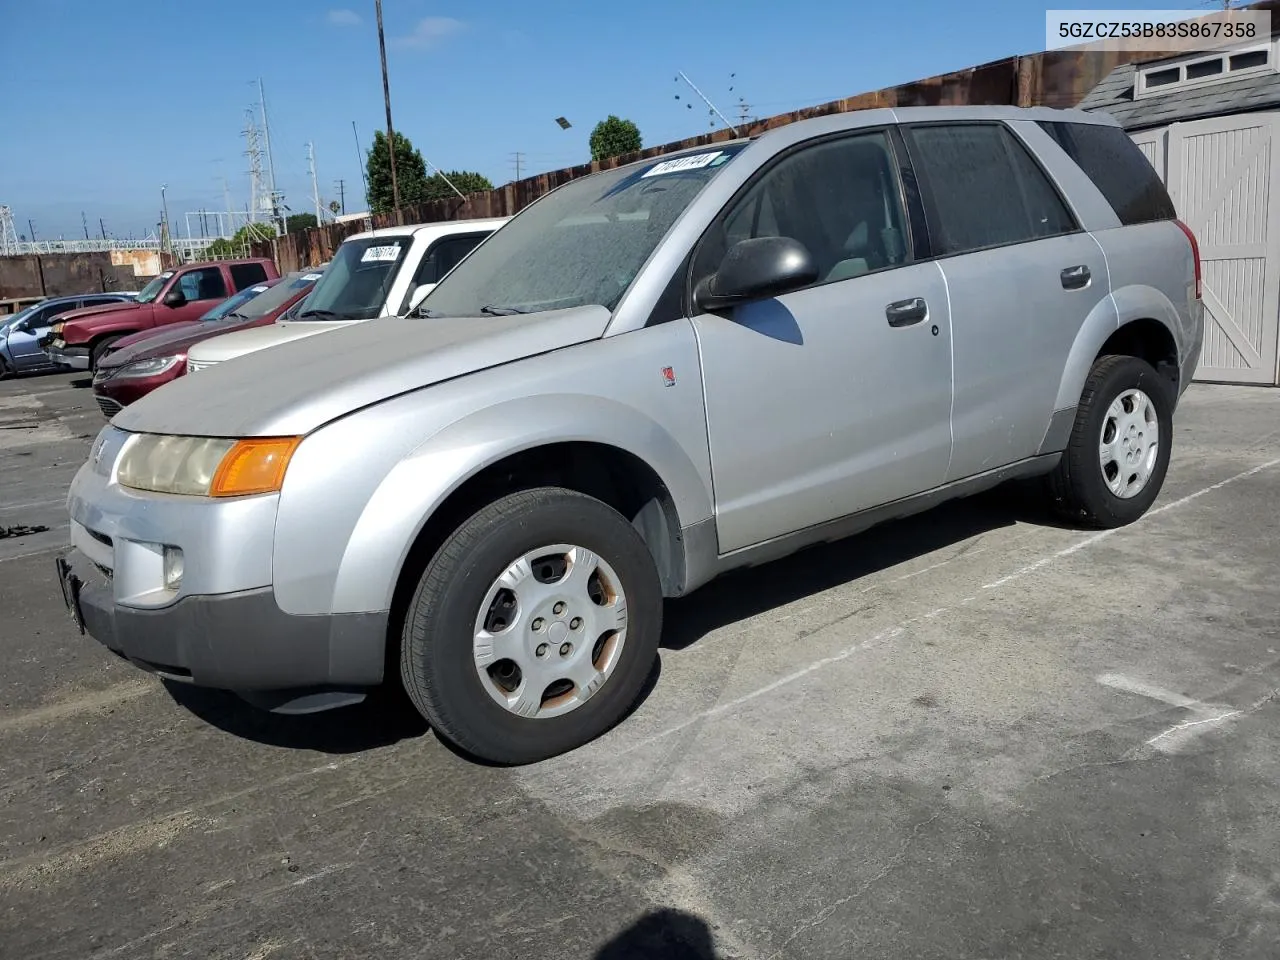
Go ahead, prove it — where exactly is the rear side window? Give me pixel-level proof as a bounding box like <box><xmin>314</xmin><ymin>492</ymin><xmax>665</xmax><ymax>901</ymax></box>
<box><xmin>229</xmin><ymin>262</ymin><xmax>269</xmax><ymax>290</ymax></box>
<box><xmin>904</xmin><ymin>122</ymin><xmax>1077</xmax><ymax>256</ymax></box>
<box><xmin>1038</xmin><ymin>121</ymin><xmax>1177</xmax><ymax>225</ymax></box>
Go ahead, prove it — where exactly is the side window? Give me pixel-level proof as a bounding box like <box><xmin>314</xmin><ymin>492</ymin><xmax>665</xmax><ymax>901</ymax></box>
<box><xmin>400</xmin><ymin>234</ymin><xmax>489</xmax><ymax>312</ymax></box>
<box><xmin>1038</xmin><ymin>121</ymin><xmax>1177</xmax><ymax>225</ymax></box>
<box><xmin>229</xmin><ymin>262</ymin><xmax>269</xmax><ymax>290</ymax></box>
<box><xmin>904</xmin><ymin>123</ymin><xmax>1077</xmax><ymax>256</ymax></box>
<box><xmin>695</xmin><ymin>131</ymin><xmax>911</xmax><ymax>288</ymax></box>
<box><xmin>40</xmin><ymin>302</ymin><xmax>77</xmax><ymax>324</ymax></box>
<box><xmin>80</xmin><ymin>296</ymin><xmax>116</xmax><ymax>308</ymax></box>
<box><xmin>179</xmin><ymin>267</ymin><xmax>228</xmax><ymax>302</ymax></box>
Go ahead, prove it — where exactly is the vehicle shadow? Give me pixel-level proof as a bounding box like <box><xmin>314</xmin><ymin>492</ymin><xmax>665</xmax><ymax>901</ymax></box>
<box><xmin>161</xmin><ymin>680</ymin><xmax>429</xmax><ymax>754</ymax></box>
<box><xmin>660</xmin><ymin>482</ymin><xmax>1059</xmax><ymax>651</ymax></box>
<box><xmin>594</xmin><ymin>908</ymin><xmax>718</xmax><ymax>959</ymax></box>
<box><xmin>70</xmin><ymin>376</ymin><xmax>92</xmax><ymax>389</ymax></box>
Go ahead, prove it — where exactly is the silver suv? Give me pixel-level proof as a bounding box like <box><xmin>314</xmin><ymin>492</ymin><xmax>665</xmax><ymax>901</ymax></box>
<box><xmin>57</xmin><ymin>106</ymin><xmax>1203</xmax><ymax>764</ymax></box>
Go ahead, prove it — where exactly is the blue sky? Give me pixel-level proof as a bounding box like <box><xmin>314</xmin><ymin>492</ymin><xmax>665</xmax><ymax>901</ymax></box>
<box><xmin>0</xmin><ymin>0</ymin><xmax>1191</xmax><ymax>240</ymax></box>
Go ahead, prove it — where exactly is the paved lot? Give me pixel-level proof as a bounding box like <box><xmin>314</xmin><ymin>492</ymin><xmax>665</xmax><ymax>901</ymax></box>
<box><xmin>1</xmin><ymin>370</ymin><xmax>1278</xmax><ymax>959</ymax></box>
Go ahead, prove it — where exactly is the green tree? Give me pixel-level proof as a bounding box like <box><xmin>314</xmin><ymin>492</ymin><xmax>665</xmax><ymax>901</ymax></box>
<box><xmin>420</xmin><ymin>170</ymin><xmax>494</xmax><ymax>203</ymax></box>
<box><xmin>365</xmin><ymin>130</ymin><xmax>430</xmax><ymax>213</ymax></box>
<box><xmin>285</xmin><ymin>212</ymin><xmax>318</xmax><ymax>233</ymax></box>
<box><xmin>204</xmin><ymin>222</ymin><xmax>275</xmax><ymax>258</ymax></box>
<box><xmin>589</xmin><ymin>115</ymin><xmax>642</xmax><ymax>162</ymax></box>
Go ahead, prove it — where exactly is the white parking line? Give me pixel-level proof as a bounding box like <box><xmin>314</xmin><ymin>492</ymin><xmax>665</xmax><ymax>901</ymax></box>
<box><xmin>622</xmin><ymin>456</ymin><xmax>1280</xmax><ymax>755</ymax></box>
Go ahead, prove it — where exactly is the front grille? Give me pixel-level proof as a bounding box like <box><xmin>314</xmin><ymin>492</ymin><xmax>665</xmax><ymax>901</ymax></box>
<box><xmin>186</xmin><ymin>358</ymin><xmax>217</xmax><ymax>373</ymax></box>
<box><xmin>95</xmin><ymin>395</ymin><xmax>123</xmax><ymax>418</ymax></box>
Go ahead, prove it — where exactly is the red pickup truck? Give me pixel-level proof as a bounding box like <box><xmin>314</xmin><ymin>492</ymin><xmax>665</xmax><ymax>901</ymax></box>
<box><xmin>42</xmin><ymin>258</ymin><xmax>279</xmax><ymax>371</ymax></box>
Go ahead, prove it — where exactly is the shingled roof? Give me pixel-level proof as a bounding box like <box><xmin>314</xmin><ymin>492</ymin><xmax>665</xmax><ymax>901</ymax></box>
<box><xmin>1078</xmin><ymin>59</ymin><xmax>1280</xmax><ymax>131</ymax></box>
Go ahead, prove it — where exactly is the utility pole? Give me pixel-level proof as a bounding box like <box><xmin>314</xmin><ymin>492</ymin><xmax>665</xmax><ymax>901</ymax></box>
<box><xmin>307</xmin><ymin>141</ymin><xmax>323</xmax><ymax>223</ymax></box>
<box><xmin>81</xmin><ymin>211</ymin><xmax>90</xmax><ymax>240</ymax></box>
<box><xmin>99</xmin><ymin>218</ymin><xmax>107</xmax><ymax>240</ymax></box>
<box><xmin>334</xmin><ymin>178</ymin><xmax>346</xmax><ymax>215</ymax></box>
<box><xmin>374</xmin><ymin>0</ymin><xmax>401</xmax><ymax>221</ymax></box>
<box><xmin>511</xmin><ymin>152</ymin><xmax>525</xmax><ymax>181</ymax></box>
<box><xmin>161</xmin><ymin>184</ymin><xmax>173</xmax><ymax>257</ymax></box>
<box><xmin>352</xmin><ymin>121</ymin><xmax>369</xmax><ymax>209</ymax></box>
<box><xmin>257</xmin><ymin>78</ymin><xmax>282</xmax><ymax>235</ymax></box>
<box><xmin>28</xmin><ymin>219</ymin><xmax>36</xmax><ymax>242</ymax></box>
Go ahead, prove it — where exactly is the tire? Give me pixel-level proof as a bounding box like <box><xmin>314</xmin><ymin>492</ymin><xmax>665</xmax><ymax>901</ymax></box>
<box><xmin>0</xmin><ymin>356</ymin><xmax>11</xmax><ymax>380</ymax></box>
<box><xmin>400</xmin><ymin>486</ymin><xmax>663</xmax><ymax>764</ymax></box>
<box><xmin>1048</xmin><ymin>354</ymin><xmax>1174</xmax><ymax>528</ymax></box>
<box><xmin>90</xmin><ymin>335</ymin><xmax>122</xmax><ymax>372</ymax></box>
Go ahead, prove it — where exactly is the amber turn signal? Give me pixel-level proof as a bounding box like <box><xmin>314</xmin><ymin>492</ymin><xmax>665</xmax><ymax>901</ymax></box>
<box><xmin>210</xmin><ymin>437</ymin><xmax>301</xmax><ymax>498</ymax></box>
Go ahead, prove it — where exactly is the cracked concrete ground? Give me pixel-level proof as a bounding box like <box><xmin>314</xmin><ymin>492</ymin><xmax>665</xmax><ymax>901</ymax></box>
<box><xmin>2</xmin><ymin>371</ymin><xmax>1278</xmax><ymax>959</ymax></box>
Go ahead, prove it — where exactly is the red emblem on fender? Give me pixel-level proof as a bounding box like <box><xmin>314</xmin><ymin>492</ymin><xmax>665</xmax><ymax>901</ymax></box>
<box><xmin>661</xmin><ymin>366</ymin><xmax>676</xmax><ymax>387</ymax></box>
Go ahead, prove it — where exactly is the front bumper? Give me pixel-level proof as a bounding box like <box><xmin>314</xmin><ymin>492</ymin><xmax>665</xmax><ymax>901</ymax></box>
<box><xmin>55</xmin><ymin>547</ymin><xmax>386</xmax><ymax>703</ymax></box>
<box><xmin>93</xmin><ymin>364</ymin><xmax>185</xmax><ymax>413</ymax></box>
<box><xmin>45</xmin><ymin>341</ymin><xmax>90</xmax><ymax>370</ymax></box>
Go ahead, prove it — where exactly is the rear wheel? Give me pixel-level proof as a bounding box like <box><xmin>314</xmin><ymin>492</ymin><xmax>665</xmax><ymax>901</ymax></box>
<box><xmin>1048</xmin><ymin>354</ymin><xmax>1173</xmax><ymax>528</ymax></box>
<box><xmin>90</xmin><ymin>335</ymin><xmax>122</xmax><ymax>372</ymax></box>
<box><xmin>400</xmin><ymin>487</ymin><xmax>662</xmax><ymax>764</ymax></box>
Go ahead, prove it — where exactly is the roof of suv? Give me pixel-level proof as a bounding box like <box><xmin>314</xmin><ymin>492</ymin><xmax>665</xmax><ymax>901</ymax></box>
<box><xmin>348</xmin><ymin>217</ymin><xmax>511</xmax><ymax>243</ymax></box>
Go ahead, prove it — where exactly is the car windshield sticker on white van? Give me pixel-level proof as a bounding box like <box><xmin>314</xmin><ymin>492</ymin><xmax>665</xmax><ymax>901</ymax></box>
<box><xmin>361</xmin><ymin>245</ymin><xmax>402</xmax><ymax>263</ymax></box>
<box><xmin>641</xmin><ymin>151</ymin><xmax>724</xmax><ymax>178</ymax></box>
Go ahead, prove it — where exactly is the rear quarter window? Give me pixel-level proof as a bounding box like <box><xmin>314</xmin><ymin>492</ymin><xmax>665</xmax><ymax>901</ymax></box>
<box><xmin>229</xmin><ymin>262</ymin><xmax>269</xmax><ymax>290</ymax></box>
<box><xmin>1038</xmin><ymin>121</ymin><xmax>1177</xmax><ymax>225</ymax></box>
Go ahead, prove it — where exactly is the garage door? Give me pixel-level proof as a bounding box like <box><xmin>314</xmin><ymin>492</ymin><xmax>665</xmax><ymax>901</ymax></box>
<box><xmin>1160</xmin><ymin>114</ymin><xmax>1280</xmax><ymax>385</ymax></box>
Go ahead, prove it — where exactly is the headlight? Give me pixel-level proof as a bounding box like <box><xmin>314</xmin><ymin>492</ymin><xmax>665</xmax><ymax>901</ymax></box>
<box><xmin>112</xmin><ymin>356</ymin><xmax>182</xmax><ymax>380</ymax></box>
<box><xmin>117</xmin><ymin>433</ymin><xmax>301</xmax><ymax>497</ymax></box>
<box><xmin>51</xmin><ymin>322</ymin><xmax>64</xmax><ymax>334</ymax></box>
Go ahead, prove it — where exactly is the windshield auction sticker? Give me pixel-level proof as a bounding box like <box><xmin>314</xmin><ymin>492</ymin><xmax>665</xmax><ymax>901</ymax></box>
<box><xmin>642</xmin><ymin>152</ymin><xmax>724</xmax><ymax>178</ymax></box>
<box><xmin>361</xmin><ymin>245</ymin><xmax>402</xmax><ymax>262</ymax></box>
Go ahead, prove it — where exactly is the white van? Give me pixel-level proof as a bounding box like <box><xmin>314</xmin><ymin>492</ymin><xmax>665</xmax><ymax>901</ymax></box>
<box><xmin>185</xmin><ymin>218</ymin><xmax>509</xmax><ymax>371</ymax></box>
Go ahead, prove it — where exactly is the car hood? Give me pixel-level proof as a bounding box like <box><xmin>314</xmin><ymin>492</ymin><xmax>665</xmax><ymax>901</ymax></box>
<box><xmin>186</xmin><ymin>319</ymin><xmax>350</xmax><ymax>364</ymax></box>
<box><xmin>111</xmin><ymin>305</ymin><xmax>612</xmax><ymax>437</ymax></box>
<box><xmin>58</xmin><ymin>302</ymin><xmax>143</xmax><ymax>330</ymax></box>
<box><xmin>100</xmin><ymin>317</ymin><xmax>274</xmax><ymax>369</ymax></box>
<box><xmin>106</xmin><ymin>321</ymin><xmax>201</xmax><ymax>357</ymax></box>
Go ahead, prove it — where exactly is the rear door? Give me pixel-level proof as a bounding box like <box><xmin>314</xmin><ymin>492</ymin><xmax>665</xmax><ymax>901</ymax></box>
<box><xmin>901</xmin><ymin>120</ymin><xmax>1111</xmax><ymax>480</ymax></box>
<box><xmin>690</xmin><ymin>128</ymin><xmax>954</xmax><ymax>552</ymax></box>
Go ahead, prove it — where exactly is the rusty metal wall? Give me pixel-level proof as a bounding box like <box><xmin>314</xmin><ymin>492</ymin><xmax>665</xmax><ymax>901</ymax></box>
<box><xmin>0</xmin><ymin>253</ymin><xmax>147</xmax><ymax>300</ymax></box>
<box><xmin>252</xmin><ymin>43</ymin><xmax>1180</xmax><ymax>272</ymax></box>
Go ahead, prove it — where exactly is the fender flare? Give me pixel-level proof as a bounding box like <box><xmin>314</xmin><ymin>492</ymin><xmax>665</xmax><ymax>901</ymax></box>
<box><xmin>329</xmin><ymin>393</ymin><xmax>714</xmax><ymax>614</ymax></box>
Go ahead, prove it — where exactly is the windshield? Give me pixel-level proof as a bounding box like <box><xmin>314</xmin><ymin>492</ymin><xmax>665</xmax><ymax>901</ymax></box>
<box><xmin>134</xmin><ymin>271</ymin><xmax>173</xmax><ymax>304</ymax></box>
<box><xmin>198</xmin><ymin>284</ymin><xmax>273</xmax><ymax>322</ymax></box>
<box><xmin>422</xmin><ymin>145</ymin><xmax>747</xmax><ymax>317</ymax></box>
<box><xmin>297</xmin><ymin>238</ymin><xmax>409</xmax><ymax>321</ymax></box>
<box><xmin>234</xmin><ymin>271</ymin><xmax>322</xmax><ymax>319</ymax></box>
<box><xmin>2</xmin><ymin>304</ymin><xmax>41</xmax><ymax>332</ymax></box>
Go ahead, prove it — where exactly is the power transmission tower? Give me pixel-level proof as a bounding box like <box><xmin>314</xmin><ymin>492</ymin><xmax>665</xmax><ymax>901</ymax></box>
<box><xmin>256</xmin><ymin>78</ymin><xmax>283</xmax><ymax>234</ymax></box>
<box><xmin>307</xmin><ymin>141</ymin><xmax>323</xmax><ymax>223</ymax></box>
<box><xmin>244</xmin><ymin>111</ymin><xmax>268</xmax><ymax>225</ymax></box>
<box><xmin>511</xmin><ymin>152</ymin><xmax>525</xmax><ymax>180</ymax></box>
<box><xmin>0</xmin><ymin>206</ymin><xmax>18</xmax><ymax>254</ymax></box>
<box><xmin>334</xmin><ymin>179</ymin><xmax>346</xmax><ymax>215</ymax></box>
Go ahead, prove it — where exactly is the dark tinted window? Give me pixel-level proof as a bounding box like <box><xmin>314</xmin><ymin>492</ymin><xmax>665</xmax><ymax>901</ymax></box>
<box><xmin>906</xmin><ymin>123</ymin><xmax>1077</xmax><ymax>256</ymax></box>
<box><xmin>81</xmin><ymin>296</ymin><xmax>121</xmax><ymax>308</ymax></box>
<box><xmin>229</xmin><ymin>262</ymin><xmax>269</xmax><ymax>290</ymax></box>
<box><xmin>178</xmin><ymin>267</ymin><xmax>228</xmax><ymax>302</ymax></box>
<box><xmin>35</xmin><ymin>301</ymin><xmax>77</xmax><ymax>325</ymax></box>
<box><xmin>695</xmin><ymin>131</ymin><xmax>911</xmax><ymax>288</ymax></box>
<box><xmin>1038</xmin><ymin>121</ymin><xmax>1177</xmax><ymax>226</ymax></box>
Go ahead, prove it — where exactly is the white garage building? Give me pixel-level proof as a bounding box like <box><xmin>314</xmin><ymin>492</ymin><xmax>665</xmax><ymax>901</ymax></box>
<box><xmin>1079</xmin><ymin>38</ymin><xmax>1280</xmax><ymax>385</ymax></box>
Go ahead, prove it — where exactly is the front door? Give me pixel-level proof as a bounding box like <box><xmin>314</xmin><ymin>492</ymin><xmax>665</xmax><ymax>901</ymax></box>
<box><xmin>165</xmin><ymin>266</ymin><xmax>229</xmax><ymax>324</ymax></box>
<box><xmin>689</xmin><ymin>130</ymin><xmax>954</xmax><ymax>554</ymax></box>
<box><xmin>11</xmin><ymin>300</ymin><xmax>79</xmax><ymax>367</ymax></box>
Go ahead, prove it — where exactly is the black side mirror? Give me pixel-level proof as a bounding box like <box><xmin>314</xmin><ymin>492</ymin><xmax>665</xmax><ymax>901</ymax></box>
<box><xmin>162</xmin><ymin>289</ymin><xmax>186</xmax><ymax>307</ymax></box>
<box><xmin>694</xmin><ymin>236</ymin><xmax>819</xmax><ymax>312</ymax></box>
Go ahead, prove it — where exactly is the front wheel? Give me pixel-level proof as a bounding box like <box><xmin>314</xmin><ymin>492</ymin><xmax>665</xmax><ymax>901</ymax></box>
<box><xmin>90</xmin><ymin>335</ymin><xmax>122</xmax><ymax>372</ymax></box>
<box><xmin>400</xmin><ymin>487</ymin><xmax>663</xmax><ymax>764</ymax></box>
<box><xmin>1048</xmin><ymin>354</ymin><xmax>1174</xmax><ymax>528</ymax></box>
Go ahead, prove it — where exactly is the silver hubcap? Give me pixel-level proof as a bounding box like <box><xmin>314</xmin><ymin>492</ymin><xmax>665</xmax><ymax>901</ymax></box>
<box><xmin>472</xmin><ymin>544</ymin><xmax>628</xmax><ymax>719</ymax></box>
<box><xmin>1099</xmin><ymin>387</ymin><xmax>1159</xmax><ymax>499</ymax></box>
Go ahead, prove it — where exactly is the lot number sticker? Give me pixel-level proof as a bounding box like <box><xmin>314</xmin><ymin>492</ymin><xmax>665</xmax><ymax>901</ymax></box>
<box><xmin>361</xmin><ymin>245</ymin><xmax>402</xmax><ymax>262</ymax></box>
<box><xmin>641</xmin><ymin>151</ymin><xmax>723</xmax><ymax>178</ymax></box>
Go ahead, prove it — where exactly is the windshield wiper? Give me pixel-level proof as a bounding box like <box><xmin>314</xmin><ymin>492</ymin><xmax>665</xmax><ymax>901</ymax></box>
<box><xmin>296</xmin><ymin>309</ymin><xmax>348</xmax><ymax>321</ymax></box>
<box><xmin>478</xmin><ymin>304</ymin><xmax>530</xmax><ymax>316</ymax></box>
